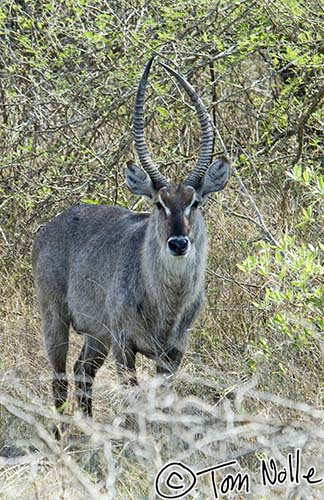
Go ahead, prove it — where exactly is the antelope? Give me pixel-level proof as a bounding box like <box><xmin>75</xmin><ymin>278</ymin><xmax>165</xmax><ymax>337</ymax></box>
<box><xmin>32</xmin><ymin>58</ymin><xmax>229</xmax><ymax>418</ymax></box>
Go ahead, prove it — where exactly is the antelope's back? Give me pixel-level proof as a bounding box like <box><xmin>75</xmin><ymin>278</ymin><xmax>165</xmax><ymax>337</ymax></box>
<box><xmin>32</xmin><ymin>204</ymin><xmax>150</xmax><ymax>325</ymax></box>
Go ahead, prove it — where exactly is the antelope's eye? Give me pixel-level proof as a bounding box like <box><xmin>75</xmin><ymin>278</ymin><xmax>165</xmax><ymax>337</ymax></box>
<box><xmin>192</xmin><ymin>200</ymin><xmax>199</xmax><ymax>209</ymax></box>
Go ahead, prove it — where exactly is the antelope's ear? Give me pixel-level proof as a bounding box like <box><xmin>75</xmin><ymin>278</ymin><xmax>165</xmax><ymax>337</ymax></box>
<box><xmin>196</xmin><ymin>157</ymin><xmax>229</xmax><ymax>202</ymax></box>
<box><xmin>124</xmin><ymin>162</ymin><xmax>157</xmax><ymax>200</ymax></box>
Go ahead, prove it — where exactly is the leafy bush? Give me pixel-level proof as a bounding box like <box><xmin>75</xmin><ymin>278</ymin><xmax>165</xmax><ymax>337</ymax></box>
<box><xmin>240</xmin><ymin>164</ymin><xmax>324</xmax><ymax>371</ymax></box>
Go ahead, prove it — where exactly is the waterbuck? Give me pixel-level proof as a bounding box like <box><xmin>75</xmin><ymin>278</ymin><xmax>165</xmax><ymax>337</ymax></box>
<box><xmin>32</xmin><ymin>58</ymin><xmax>229</xmax><ymax>418</ymax></box>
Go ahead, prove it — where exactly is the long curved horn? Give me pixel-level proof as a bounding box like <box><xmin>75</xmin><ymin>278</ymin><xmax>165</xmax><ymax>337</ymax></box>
<box><xmin>158</xmin><ymin>62</ymin><xmax>214</xmax><ymax>188</ymax></box>
<box><xmin>133</xmin><ymin>57</ymin><xmax>168</xmax><ymax>188</ymax></box>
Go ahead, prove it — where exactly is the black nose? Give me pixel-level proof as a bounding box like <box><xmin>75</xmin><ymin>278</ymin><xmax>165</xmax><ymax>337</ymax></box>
<box><xmin>167</xmin><ymin>236</ymin><xmax>189</xmax><ymax>256</ymax></box>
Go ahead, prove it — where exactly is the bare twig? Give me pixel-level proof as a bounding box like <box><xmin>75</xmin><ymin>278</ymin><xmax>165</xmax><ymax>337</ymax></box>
<box><xmin>214</xmin><ymin>127</ymin><xmax>279</xmax><ymax>245</ymax></box>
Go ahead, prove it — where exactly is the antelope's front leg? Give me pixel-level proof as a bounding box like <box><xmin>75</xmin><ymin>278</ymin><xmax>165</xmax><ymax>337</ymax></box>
<box><xmin>156</xmin><ymin>346</ymin><xmax>184</xmax><ymax>377</ymax></box>
<box><xmin>74</xmin><ymin>337</ymin><xmax>110</xmax><ymax>417</ymax></box>
<box><xmin>112</xmin><ymin>336</ymin><xmax>138</xmax><ymax>386</ymax></box>
<box><xmin>156</xmin><ymin>299</ymin><xmax>202</xmax><ymax>377</ymax></box>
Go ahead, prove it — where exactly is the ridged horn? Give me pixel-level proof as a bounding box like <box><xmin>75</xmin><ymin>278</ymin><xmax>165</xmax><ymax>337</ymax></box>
<box><xmin>133</xmin><ymin>57</ymin><xmax>168</xmax><ymax>188</ymax></box>
<box><xmin>158</xmin><ymin>61</ymin><xmax>214</xmax><ymax>188</ymax></box>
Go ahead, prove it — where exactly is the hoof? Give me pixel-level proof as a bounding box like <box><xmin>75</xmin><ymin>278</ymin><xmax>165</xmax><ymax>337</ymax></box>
<box><xmin>51</xmin><ymin>422</ymin><xmax>67</xmax><ymax>440</ymax></box>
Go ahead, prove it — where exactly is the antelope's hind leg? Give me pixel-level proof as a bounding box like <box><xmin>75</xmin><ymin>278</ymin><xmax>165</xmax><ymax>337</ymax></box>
<box><xmin>42</xmin><ymin>309</ymin><xmax>70</xmax><ymax>414</ymax></box>
<box><xmin>74</xmin><ymin>336</ymin><xmax>110</xmax><ymax>417</ymax></box>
